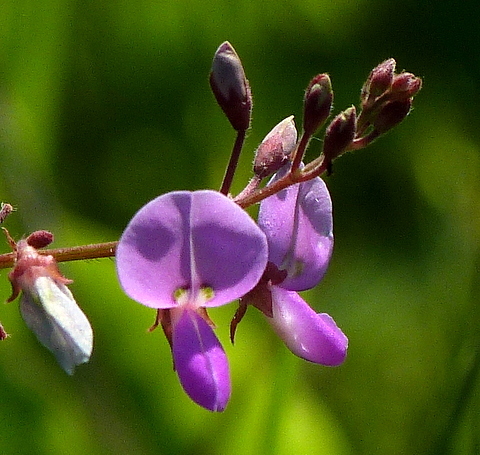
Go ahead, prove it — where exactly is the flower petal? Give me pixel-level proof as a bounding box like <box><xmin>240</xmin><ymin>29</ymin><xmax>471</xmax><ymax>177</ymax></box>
<box><xmin>20</xmin><ymin>276</ymin><xmax>93</xmax><ymax>374</ymax></box>
<box><xmin>190</xmin><ymin>191</ymin><xmax>268</xmax><ymax>306</ymax></box>
<box><xmin>268</xmin><ymin>286</ymin><xmax>347</xmax><ymax>366</ymax></box>
<box><xmin>258</xmin><ymin>164</ymin><xmax>333</xmax><ymax>291</ymax></box>
<box><xmin>172</xmin><ymin>308</ymin><xmax>231</xmax><ymax>411</ymax></box>
<box><xmin>116</xmin><ymin>190</ymin><xmax>268</xmax><ymax>308</ymax></box>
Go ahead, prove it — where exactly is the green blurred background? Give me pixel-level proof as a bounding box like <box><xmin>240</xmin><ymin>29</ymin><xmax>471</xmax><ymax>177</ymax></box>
<box><xmin>1</xmin><ymin>0</ymin><xmax>479</xmax><ymax>454</ymax></box>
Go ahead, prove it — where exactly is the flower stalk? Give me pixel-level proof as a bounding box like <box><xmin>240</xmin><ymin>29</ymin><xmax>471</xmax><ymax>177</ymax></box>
<box><xmin>0</xmin><ymin>241</ymin><xmax>117</xmax><ymax>270</ymax></box>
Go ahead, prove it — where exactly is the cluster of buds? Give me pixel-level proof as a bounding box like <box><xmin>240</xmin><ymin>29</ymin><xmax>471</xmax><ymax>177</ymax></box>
<box><xmin>0</xmin><ymin>42</ymin><xmax>421</xmax><ymax>412</ymax></box>
<box><xmin>303</xmin><ymin>58</ymin><xmax>422</xmax><ymax>175</ymax></box>
<box><xmin>357</xmin><ymin>59</ymin><xmax>422</xmax><ymax>143</ymax></box>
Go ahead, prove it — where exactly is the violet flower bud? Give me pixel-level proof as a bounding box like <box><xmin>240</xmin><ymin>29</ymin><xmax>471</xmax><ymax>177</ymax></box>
<box><xmin>303</xmin><ymin>74</ymin><xmax>333</xmax><ymax>136</ymax></box>
<box><xmin>209</xmin><ymin>41</ymin><xmax>252</xmax><ymax>131</ymax></box>
<box><xmin>253</xmin><ymin>116</ymin><xmax>298</xmax><ymax>179</ymax></box>
<box><xmin>373</xmin><ymin>98</ymin><xmax>412</xmax><ymax>134</ymax></box>
<box><xmin>361</xmin><ymin>58</ymin><xmax>396</xmax><ymax>103</ymax></box>
<box><xmin>323</xmin><ymin>106</ymin><xmax>357</xmax><ymax>165</ymax></box>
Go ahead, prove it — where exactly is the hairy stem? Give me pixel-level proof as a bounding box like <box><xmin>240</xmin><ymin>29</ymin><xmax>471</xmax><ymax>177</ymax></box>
<box><xmin>0</xmin><ymin>241</ymin><xmax>117</xmax><ymax>270</ymax></box>
<box><xmin>234</xmin><ymin>156</ymin><xmax>328</xmax><ymax>208</ymax></box>
<box><xmin>290</xmin><ymin>130</ymin><xmax>311</xmax><ymax>173</ymax></box>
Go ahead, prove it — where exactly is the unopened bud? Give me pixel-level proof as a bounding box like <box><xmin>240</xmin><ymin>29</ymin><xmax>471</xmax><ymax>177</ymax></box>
<box><xmin>323</xmin><ymin>106</ymin><xmax>356</xmax><ymax>164</ymax></box>
<box><xmin>254</xmin><ymin>116</ymin><xmax>297</xmax><ymax>178</ymax></box>
<box><xmin>26</xmin><ymin>230</ymin><xmax>54</xmax><ymax>249</ymax></box>
<box><xmin>209</xmin><ymin>41</ymin><xmax>252</xmax><ymax>131</ymax></box>
<box><xmin>373</xmin><ymin>99</ymin><xmax>412</xmax><ymax>134</ymax></box>
<box><xmin>303</xmin><ymin>74</ymin><xmax>333</xmax><ymax>136</ymax></box>
<box><xmin>361</xmin><ymin>58</ymin><xmax>396</xmax><ymax>102</ymax></box>
<box><xmin>391</xmin><ymin>72</ymin><xmax>422</xmax><ymax>99</ymax></box>
<box><xmin>8</xmin><ymin>239</ymin><xmax>93</xmax><ymax>374</ymax></box>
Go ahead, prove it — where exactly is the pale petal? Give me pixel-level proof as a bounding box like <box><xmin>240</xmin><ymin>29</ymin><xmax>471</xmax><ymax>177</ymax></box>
<box><xmin>20</xmin><ymin>276</ymin><xmax>93</xmax><ymax>374</ymax></box>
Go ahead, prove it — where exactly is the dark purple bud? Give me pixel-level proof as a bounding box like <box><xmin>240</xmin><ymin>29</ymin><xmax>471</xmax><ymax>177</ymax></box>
<box><xmin>323</xmin><ymin>106</ymin><xmax>356</xmax><ymax>164</ymax></box>
<box><xmin>373</xmin><ymin>98</ymin><xmax>412</xmax><ymax>134</ymax></box>
<box><xmin>26</xmin><ymin>230</ymin><xmax>54</xmax><ymax>249</ymax></box>
<box><xmin>361</xmin><ymin>58</ymin><xmax>396</xmax><ymax>102</ymax></box>
<box><xmin>391</xmin><ymin>72</ymin><xmax>422</xmax><ymax>99</ymax></box>
<box><xmin>254</xmin><ymin>116</ymin><xmax>297</xmax><ymax>179</ymax></box>
<box><xmin>303</xmin><ymin>74</ymin><xmax>333</xmax><ymax>136</ymax></box>
<box><xmin>209</xmin><ymin>41</ymin><xmax>252</xmax><ymax>131</ymax></box>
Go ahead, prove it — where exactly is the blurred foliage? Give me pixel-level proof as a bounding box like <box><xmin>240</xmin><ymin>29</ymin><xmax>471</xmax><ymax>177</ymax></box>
<box><xmin>1</xmin><ymin>0</ymin><xmax>479</xmax><ymax>454</ymax></box>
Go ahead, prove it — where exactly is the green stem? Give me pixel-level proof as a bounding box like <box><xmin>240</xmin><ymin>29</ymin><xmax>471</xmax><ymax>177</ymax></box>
<box><xmin>259</xmin><ymin>346</ymin><xmax>298</xmax><ymax>455</ymax></box>
<box><xmin>429</xmin><ymin>349</ymin><xmax>480</xmax><ymax>455</ymax></box>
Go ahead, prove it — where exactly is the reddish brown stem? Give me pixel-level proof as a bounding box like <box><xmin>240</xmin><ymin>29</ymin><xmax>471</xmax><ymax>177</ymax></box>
<box><xmin>219</xmin><ymin>129</ymin><xmax>247</xmax><ymax>195</ymax></box>
<box><xmin>290</xmin><ymin>131</ymin><xmax>311</xmax><ymax>173</ymax></box>
<box><xmin>0</xmin><ymin>241</ymin><xmax>118</xmax><ymax>270</ymax></box>
<box><xmin>234</xmin><ymin>156</ymin><xmax>328</xmax><ymax>209</ymax></box>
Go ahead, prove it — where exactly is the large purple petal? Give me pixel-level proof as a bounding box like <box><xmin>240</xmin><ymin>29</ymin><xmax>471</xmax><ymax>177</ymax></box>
<box><xmin>258</xmin><ymin>164</ymin><xmax>333</xmax><ymax>291</ymax></box>
<box><xmin>190</xmin><ymin>191</ymin><xmax>268</xmax><ymax>307</ymax></box>
<box><xmin>267</xmin><ymin>286</ymin><xmax>347</xmax><ymax>366</ymax></box>
<box><xmin>116</xmin><ymin>190</ymin><xmax>268</xmax><ymax>308</ymax></box>
<box><xmin>116</xmin><ymin>191</ymin><xmax>191</xmax><ymax>308</ymax></box>
<box><xmin>172</xmin><ymin>308</ymin><xmax>231</xmax><ymax>412</ymax></box>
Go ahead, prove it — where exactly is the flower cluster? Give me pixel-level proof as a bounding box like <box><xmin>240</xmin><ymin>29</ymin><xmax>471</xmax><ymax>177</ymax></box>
<box><xmin>0</xmin><ymin>42</ymin><xmax>421</xmax><ymax>412</ymax></box>
<box><xmin>114</xmin><ymin>43</ymin><xmax>420</xmax><ymax>411</ymax></box>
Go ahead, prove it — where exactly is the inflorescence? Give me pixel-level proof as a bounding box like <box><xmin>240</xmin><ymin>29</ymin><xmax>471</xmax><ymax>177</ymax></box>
<box><xmin>0</xmin><ymin>42</ymin><xmax>421</xmax><ymax>411</ymax></box>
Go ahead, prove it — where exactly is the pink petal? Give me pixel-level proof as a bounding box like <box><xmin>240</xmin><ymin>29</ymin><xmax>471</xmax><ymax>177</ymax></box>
<box><xmin>268</xmin><ymin>286</ymin><xmax>347</xmax><ymax>366</ymax></box>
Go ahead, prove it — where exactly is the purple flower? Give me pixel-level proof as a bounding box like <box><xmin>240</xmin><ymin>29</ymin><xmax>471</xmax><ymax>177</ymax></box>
<box><xmin>255</xmin><ymin>163</ymin><xmax>348</xmax><ymax>366</ymax></box>
<box><xmin>116</xmin><ymin>190</ymin><xmax>268</xmax><ymax>411</ymax></box>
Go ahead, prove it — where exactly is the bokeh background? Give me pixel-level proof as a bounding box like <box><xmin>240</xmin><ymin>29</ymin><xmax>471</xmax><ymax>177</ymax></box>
<box><xmin>1</xmin><ymin>1</ymin><xmax>479</xmax><ymax>454</ymax></box>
